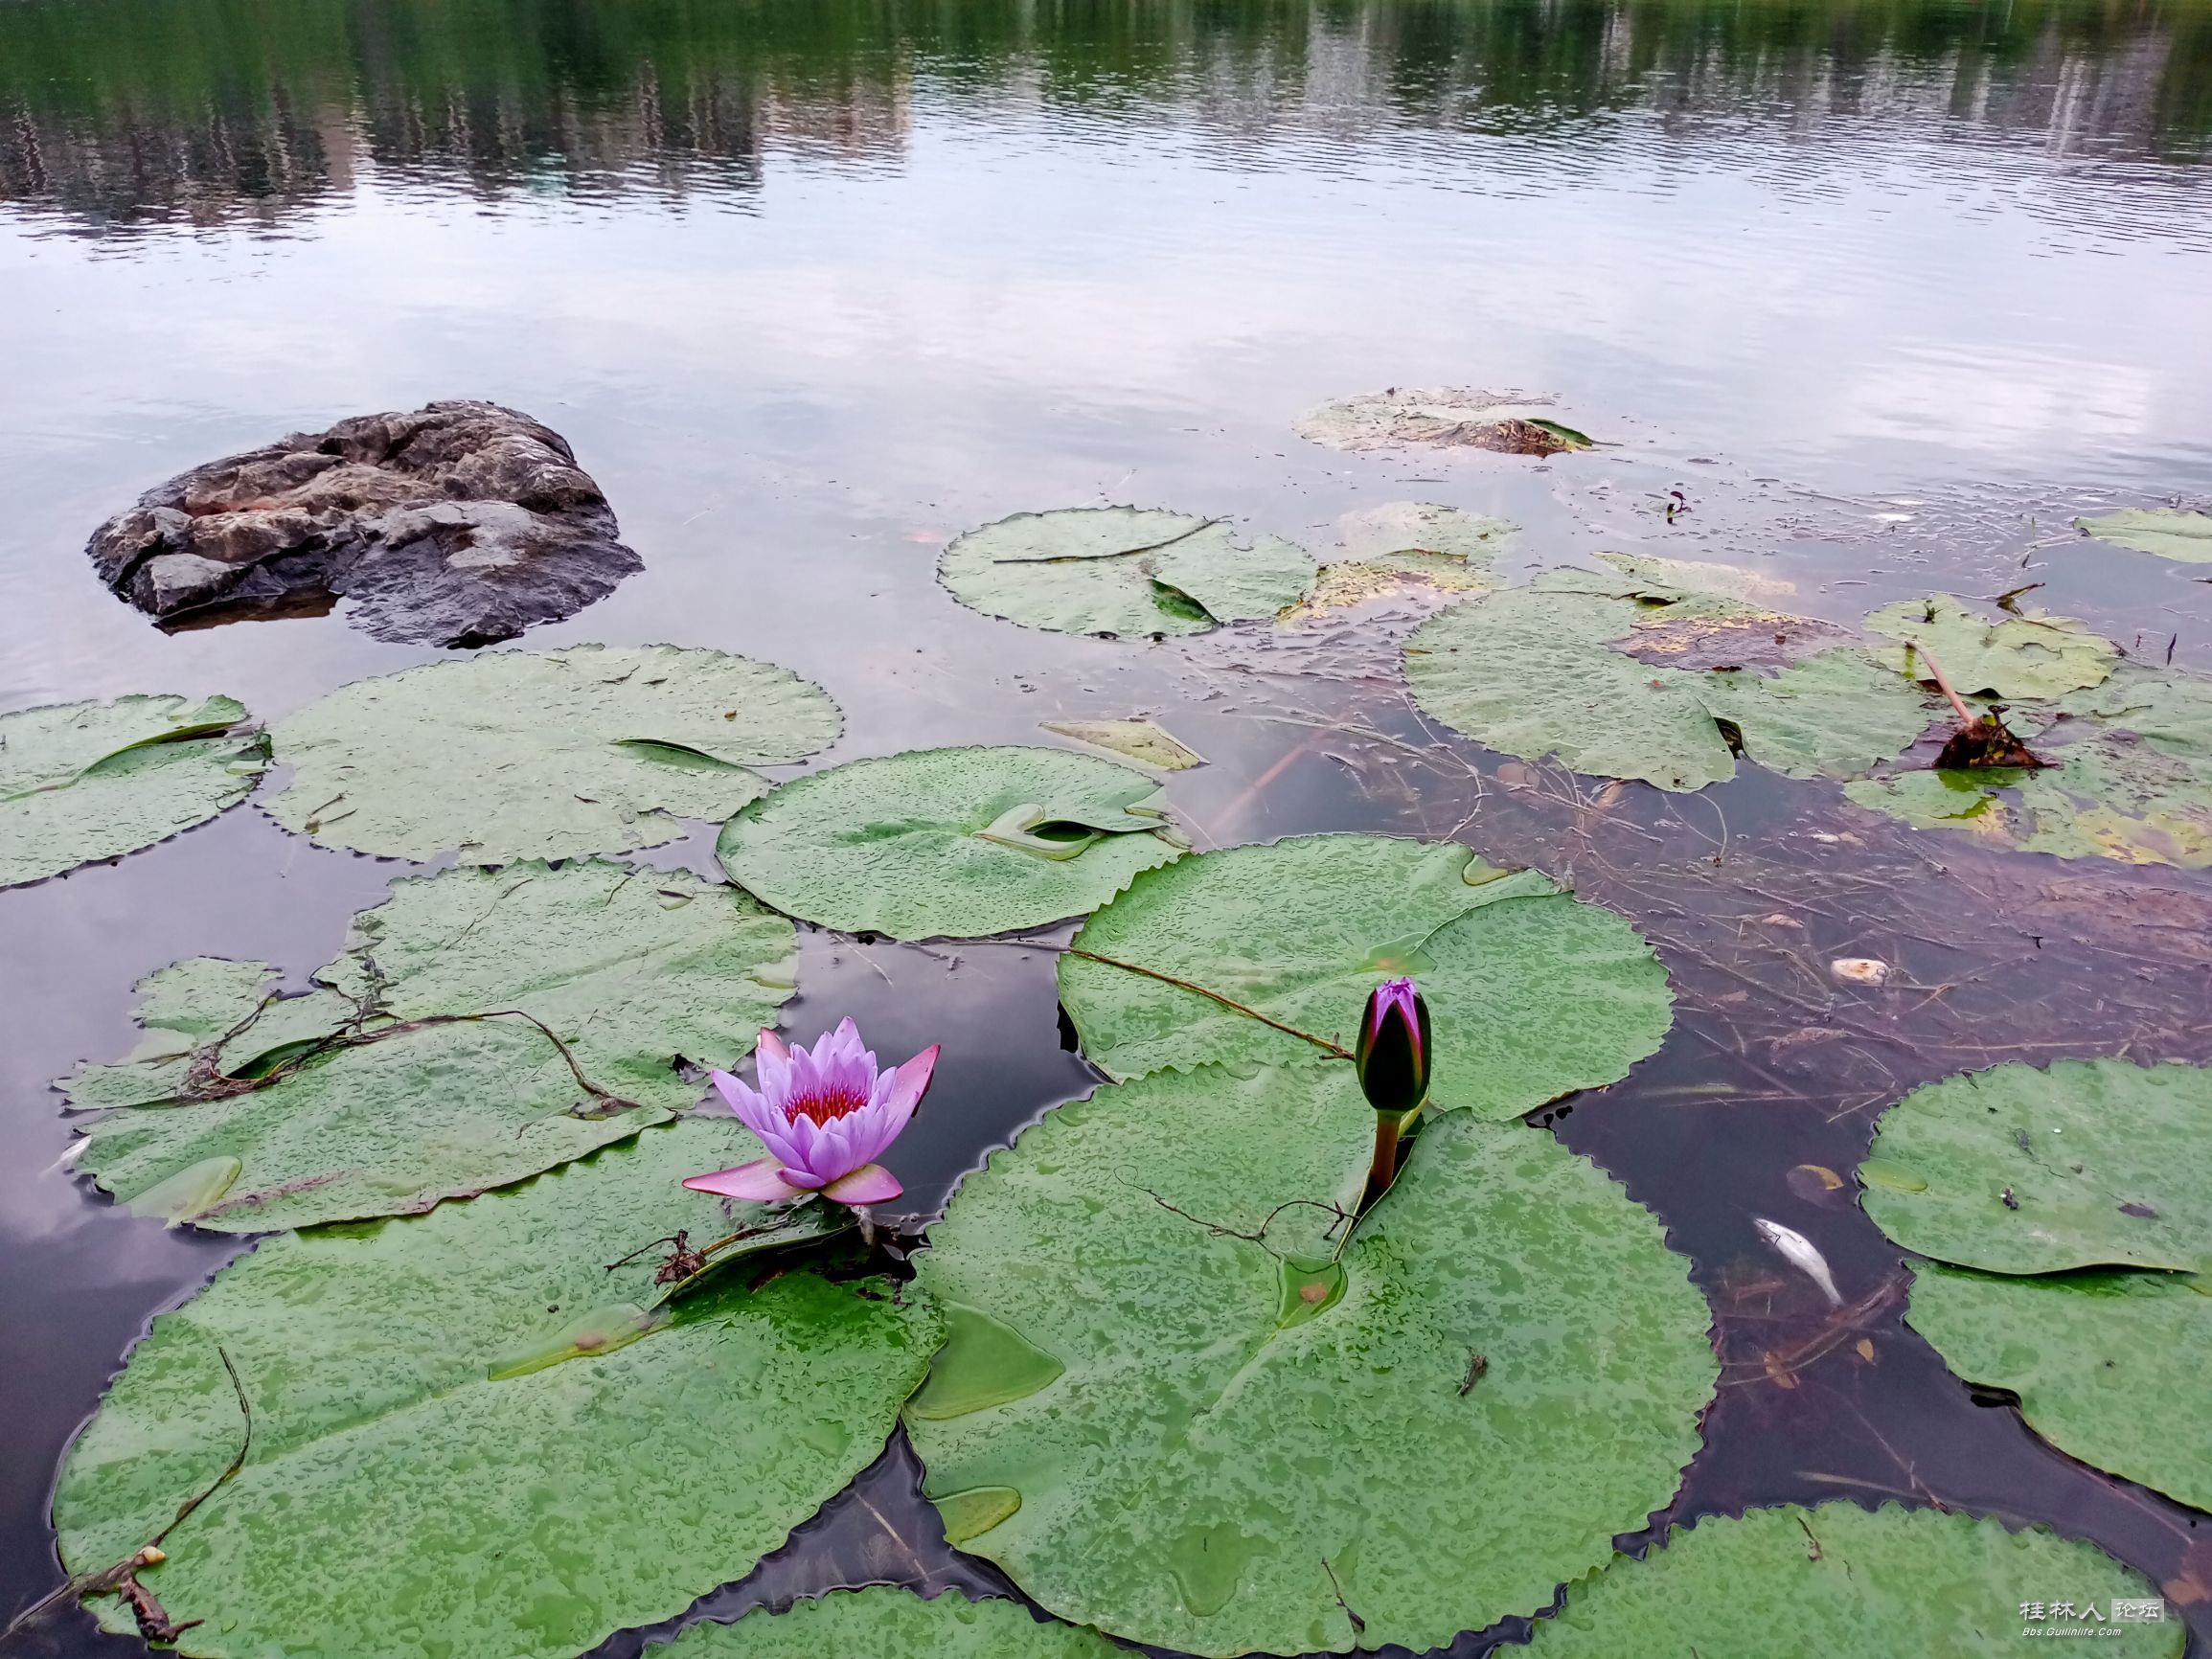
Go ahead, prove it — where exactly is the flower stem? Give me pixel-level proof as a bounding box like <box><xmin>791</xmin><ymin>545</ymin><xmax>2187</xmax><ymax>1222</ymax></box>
<box><xmin>1360</xmin><ymin>1111</ymin><xmax>1406</xmax><ymax>1214</ymax></box>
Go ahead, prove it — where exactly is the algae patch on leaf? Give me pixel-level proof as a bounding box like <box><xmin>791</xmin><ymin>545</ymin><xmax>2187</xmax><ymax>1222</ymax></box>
<box><xmin>55</xmin><ymin>1124</ymin><xmax>939</xmax><ymax>1659</ymax></box>
<box><xmin>1525</xmin><ymin>1503</ymin><xmax>2176</xmax><ymax>1657</ymax></box>
<box><xmin>718</xmin><ymin>744</ymin><xmax>1184</xmax><ymax>939</ymax></box>
<box><xmin>938</xmin><ymin>507</ymin><xmax>1314</xmax><ymax>637</ymax></box>
<box><xmin>906</xmin><ymin>1064</ymin><xmax>1715</xmax><ymax>1658</ymax></box>
<box><xmin>62</xmin><ymin>860</ymin><xmax>797</xmax><ymax>1230</ymax></box>
<box><xmin>0</xmin><ymin>694</ymin><xmax>265</xmax><ymax>888</ymax></box>
<box><xmin>264</xmin><ymin>644</ymin><xmax>840</xmax><ymax>863</ymax></box>
<box><xmin>662</xmin><ymin>1588</ymin><xmax>1123</xmax><ymax>1658</ymax></box>
<box><xmin>1060</xmin><ymin>832</ymin><xmax>1672</xmax><ymax>1111</ymax></box>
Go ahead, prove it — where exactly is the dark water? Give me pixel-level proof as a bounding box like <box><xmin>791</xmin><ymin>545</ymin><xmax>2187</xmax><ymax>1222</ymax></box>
<box><xmin>5</xmin><ymin>0</ymin><xmax>2212</xmax><ymax>1652</ymax></box>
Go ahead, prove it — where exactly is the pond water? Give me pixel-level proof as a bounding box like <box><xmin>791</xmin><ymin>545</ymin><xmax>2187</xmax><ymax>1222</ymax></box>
<box><xmin>4</xmin><ymin>0</ymin><xmax>2212</xmax><ymax>1652</ymax></box>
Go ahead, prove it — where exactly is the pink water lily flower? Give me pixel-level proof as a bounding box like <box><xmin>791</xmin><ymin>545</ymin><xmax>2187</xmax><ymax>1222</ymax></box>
<box><xmin>684</xmin><ymin>1019</ymin><xmax>938</xmax><ymax>1207</ymax></box>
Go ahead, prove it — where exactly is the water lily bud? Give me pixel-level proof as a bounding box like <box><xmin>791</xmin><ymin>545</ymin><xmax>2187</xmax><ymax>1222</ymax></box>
<box><xmin>1356</xmin><ymin>977</ymin><xmax>1430</xmax><ymax>1116</ymax></box>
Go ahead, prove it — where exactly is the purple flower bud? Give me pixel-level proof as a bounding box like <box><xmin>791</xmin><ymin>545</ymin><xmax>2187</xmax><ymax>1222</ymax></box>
<box><xmin>1356</xmin><ymin>977</ymin><xmax>1429</xmax><ymax>1116</ymax></box>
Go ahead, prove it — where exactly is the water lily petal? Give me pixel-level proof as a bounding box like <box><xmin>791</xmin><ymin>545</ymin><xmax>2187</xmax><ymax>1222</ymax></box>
<box><xmin>753</xmin><ymin>1029</ymin><xmax>793</xmax><ymax>1101</ymax></box>
<box><xmin>778</xmin><ymin>1166</ymin><xmax>830</xmax><ymax>1191</ymax></box>
<box><xmin>823</xmin><ymin>1164</ymin><xmax>903</xmax><ymax>1205</ymax></box>
<box><xmin>850</xmin><ymin>1045</ymin><xmax>937</xmax><ymax>1167</ymax></box>
<box><xmin>711</xmin><ymin>1068</ymin><xmax>806</xmax><ymax>1168</ymax></box>
<box><xmin>682</xmin><ymin>1159</ymin><xmax>807</xmax><ymax>1202</ymax></box>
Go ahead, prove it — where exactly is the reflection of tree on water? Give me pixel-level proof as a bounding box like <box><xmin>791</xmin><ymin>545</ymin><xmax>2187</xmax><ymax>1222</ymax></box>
<box><xmin>1</xmin><ymin>0</ymin><xmax>2206</xmax><ymax>233</ymax></box>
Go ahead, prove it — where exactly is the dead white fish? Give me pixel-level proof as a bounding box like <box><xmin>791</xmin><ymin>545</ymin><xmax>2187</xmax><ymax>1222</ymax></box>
<box><xmin>45</xmin><ymin>1137</ymin><xmax>89</xmax><ymax>1176</ymax></box>
<box><xmin>1830</xmin><ymin>957</ymin><xmax>1891</xmax><ymax>987</ymax></box>
<box><xmin>1755</xmin><ymin>1217</ymin><xmax>1843</xmax><ymax>1307</ymax></box>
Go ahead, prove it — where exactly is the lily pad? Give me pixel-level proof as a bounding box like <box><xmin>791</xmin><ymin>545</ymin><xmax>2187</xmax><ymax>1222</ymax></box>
<box><xmin>264</xmin><ymin>645</ymin><xmax>840</xmax><ymax>863</ymax></box>
<box><xmin>2076</xmin><ymin>508</ymin><xmax>2212</xmax><ymax>563</ymax></box>
<box><xmin>62</xmin><ymin>860</ymin><xmax>798</xmax><ymax>1230</ymax></box>
<box><xmin>1296</xmin><ymin>389</ymin><xmax>1590</xmax><ymax>456</ymax></box>
<box><xmin>1859</xmin><ymin>1059</ymin><xmax>2212</xmax><ymax>1276</ymax></box>
<box><xmin>1336</xmin><ymin>500</ymin><xmax>1515</xmax><ymax>563</ymax></box>
<box><xmin>1285</xmin><ymin>551</ymin><xmax>1496</xmax><ymax>622</ymax></box>
<box><xmin>1909</xmin><ymin>1262</ymin><xmax>2212</xmax><ymax>1515</ymax></box>
<box><xmin>55</xmin><ymin>1123</ymin><xmax>940</xmax><ymax>1659</ymax></box>
<box><xmin>938</xmin><ymin>508</ymin><xmax>1314</xmax><ymax>637</ymax></box>
<box><xmin>1526</xmin><ymin>1502</ymin><xmax>2176</xmax><ymax>1657</ymax></box>
<box><xmin>1863</xmin><ymin>596</ymin><xmax>2116</xmax><ymax>699</ymax></box>
<box><xmin>662</xmin><ymin>1589</ymin><xmax>1122</xmax><ymax>1658</ymax></box>
<box><xmin>1060</xmin><ymin>833</ymin><xmax>1673</xmax><ymax>1115</ymax></box>
<box><xmin>718</xmin><ymin>745</ymin><xmax>1184</xmax><ymax>939</ymax></box>
<box><xmin>1845</xmin><ymin>666</ymin><xmax>2212</xmax><ymax>870</ymax></box>
<box><xmin>1</xmin><ymin>694</ymin><xmax>265</xmax><ymax>888</ymax></box>
<box><xmin>906</xmin><ymin>1064</ymin><xmax>1715</xmax><ymax>1658</ymax></box>
<box><xmin>1403</xmin><ymin>582</ymin><xmax>1933</xmax><ymax>791</ymax></box>
<box><xmin>1594</xmin><ymin>552</ymin><xmax>1799</xmax><ymax>605</ymax></box>
<box><xmin>1041</xmin><ymin>718</ymin><xmax>1204</xmax><ymax>771</ymax></box>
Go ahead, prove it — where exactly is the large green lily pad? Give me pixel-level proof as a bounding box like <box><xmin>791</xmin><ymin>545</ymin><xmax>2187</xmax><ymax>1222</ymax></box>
<box><xmin>1403</xmin><ymin>580</ymin><xmax>1932</xmax><ymax>791</ymax></box>
<box><xmin>1909</xmin><ymin>1263</ymin><xmax>2212</xmax><ymax>1515</ymax></box>
<box><xmin>663</xmin><ymin>1590</ymin><xmax>1122</xmax><ymax>1658</ymax></box>
<box><xmin>1526</xmin><ymin>1502</ymin><xmax>2176</xmax><ymax>1657</ymax></box>
<box><xmin>1061</xmin><ymin>833</ymin><xmax>1671</xmax><ymax>1110</ymax></box>
<box><xmin>265</xmin><ymin>645</ymin><xmax>840</xmax><ymax>863</ymax></box>
<box><xmin>55</xmin><ymin>1123</ymin><xmax>940</xmax><ymax>1659</ymax></box>
<box><xmin>62</xmin><ymin>860</ymin><xmax>798</xmax><ymax>1230</ymax></box>
<box><xmin>1863</xmin><ymin>596</ymin><xmax>2117</xmax><ymax>699</ymax></box>
<box><xmin>1859</xmin><ymin>1059</ymin><xmax>2212</xmax><ymax>1276</ymax></box>
<box><xmin>2077</xmin><ymin>508</ymin><xmax>2212</xmax><ymax>563</ymax></box>
<box><xmin>1</xmin><ymin>694</ymin><xmax>265</xmax><ymax>888</ymax></box>
<box><xmin>906</xmin><ymin>1064</ymin><xmax>1715</xmax><ymax>1658</ymax></box>
<box><xmin>718</xmin><ymin>745</ymin><xmax>1184</xmax><ymax>939</ymax></box>
<box><xmin>1845</xmin><ymin>665</ymin><xmax>2212</xmax><ymax>870</ymax></box>
<box><xmin>938</xmin><ymin>508</ymin><xmax>1314</xmax><ymax>637</ymax></box>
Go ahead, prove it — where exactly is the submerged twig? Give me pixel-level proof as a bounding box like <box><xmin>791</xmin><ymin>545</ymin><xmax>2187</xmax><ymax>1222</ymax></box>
<box><xmin>1062</xmin><ymin>948</ymin><xmax>1353</xmax><ymax>1059</ymax></box>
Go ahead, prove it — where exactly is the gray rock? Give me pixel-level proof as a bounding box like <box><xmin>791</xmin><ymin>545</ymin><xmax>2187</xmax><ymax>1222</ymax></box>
<box><xmin>87</xmin><ymin>400</ymin><xmax>644</xmax><ymax>648</ymax></box>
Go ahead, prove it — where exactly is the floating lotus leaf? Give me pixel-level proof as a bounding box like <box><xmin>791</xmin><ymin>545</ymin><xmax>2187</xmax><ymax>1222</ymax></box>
<box><xmin>55</xmin><ymin>1124</ymin><xmax>939</xmax><ymax>1659</ymax></box>
<box><xmin>62</xmin><ymin>861</ymin><xmax>797</xmax><ymax>1229</ymax></box>
<box><xmin>0</xmin><ymin>694</ymin><xmax>265</xmax><ymax>888</ymax></box>
<box><xmin>1336</xmin><ymin>500</ymin><xmax>1515</xmax><ymax>562</ymax></box>
<box><xmin>718</xmin><ymin>745</ymin><xmax>1184</xmax><ymax>939</ymax></box>
<box><xmin>1295</xmin><ymin>388</ymin><xmax>1589</xmax><ymax>455</ymax></box>
<box><xmin>938</xmin><ymin>508</ymin><xmax>1314</xmax><ymax>637</ymax></box>
<box><xmin>906</xmin><ymin>1065</ymin><xmax>1715</xmax><ymax>1658</ymax></box>
<box><xmin>1863</xmin><ymin>596</ymin><xmax>2117</xmax><ymax>699</ymax></box>
<box><xmin>265</xmin><ymin>645</ymin><xmax>840</xmax><ymax>863</ymax></box>
<box><xmin>1594</xmin><ymin>551</ymin><xmax>1800</xmax><ymax>604</ymax></box>
<box><xmin>662</xmin><ymin>1589</ymin><xmax>1122</xmax><ymax>1659</ymax></box>
<box><xmin>1403</xmin><ymin>581</ymin><xmax>1934</xmax><ymax>791</ymax></box>
<box><xmin>1845</xmin><ymin>666</ymin><xmax>2212</xmax><ymax>869</ymax></box>
<box><xmin>1860</xmin><ymin>1059</ymin><xmax>2212</xmax><ymax>1275</ymax></box>
<box><xmin>1285</xmin><ymin>551</ymin><xmax>1495</xmax><ymax>622</ymax></box>
<box><xmin>2076</xmin><ymin>508</ymin><xmax>2212</xmax><ymax>563</ymax></box>
<box><xmin>1525</xmin><ymin>1502</ymin><xmax>2176</xmax><ymax>1657</ymax></box>
<box><xmin>1909</xmin><ymin>1263</ymin><xmax>2212</xmax><ymax>1515</ymax></box>
<box><xmin>1061</xmin><ymin>833</ymin><xmax>1671</xmax><ymax>1112</ymax></box>
<box><xmin>1040</xmin><ymin>718</ymin><xmax>1205</xmax><ymax>770</ymax></box>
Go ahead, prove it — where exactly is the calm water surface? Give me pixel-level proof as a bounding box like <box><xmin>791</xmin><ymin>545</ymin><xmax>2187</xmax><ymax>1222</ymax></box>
<box><xmin>5</xmin><ymin>0</ymin><xmax>2212</xmax><ymax>1651</ymax></box>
